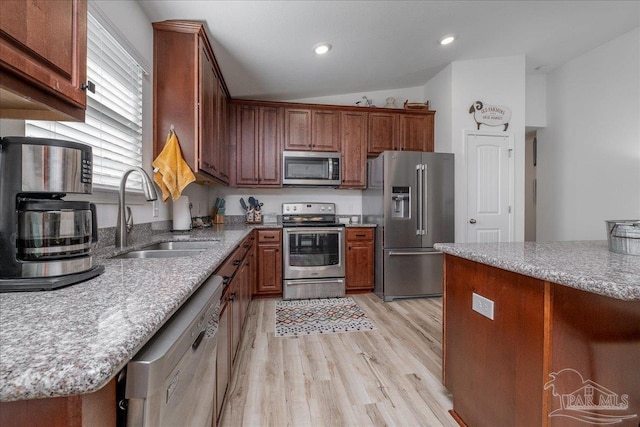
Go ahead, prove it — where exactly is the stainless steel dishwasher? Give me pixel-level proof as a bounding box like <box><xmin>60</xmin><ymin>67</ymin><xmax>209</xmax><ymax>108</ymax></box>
<box><xmin>123</xmin><ymin>274</ymin><xmax>223</xmax><ymax>427</ymax></box>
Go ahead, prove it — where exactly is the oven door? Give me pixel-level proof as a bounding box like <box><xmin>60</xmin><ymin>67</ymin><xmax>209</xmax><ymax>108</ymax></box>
<box><xmin>283</xmin><ymin>226</ymin><xmax>345</xmax><ymax>280</ymax></box>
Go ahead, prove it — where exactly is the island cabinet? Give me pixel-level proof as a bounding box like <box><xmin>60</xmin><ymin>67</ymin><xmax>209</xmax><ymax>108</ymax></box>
<box><xmin>284</xmin><ymin>107</ymin><xmax>341</xmax><ymax>152</ymax></box>
<box><xmin>152</xmin><ymin>20</ymin><xmax>230</xmax><ymax>186</ymax></box>
<box><xmin>0</xmin><ymin>0</ymin><xmax>87</xmax><ymax>121</ymax></box>
<box><xmin>443</xmin><ymin>254</ymin><xmax>640</xmax><ymax>427</ymax></box>
<box><xmin>345</xmin><ymin>227</ymin><xmax>375</xmax><ymax>292</ymax></box>
<box><xmin>233</xmin><ymin>103</ymin><xmax>282</xmax><ymax>187</ymax></box>
<box><xmin>215</xmin><ymin>233</ymin><xmax>254</xmax><ymax>421</ymax></box>
<box><xmin>255</xmin><ymin>229</ymin><xmax>283</xmax><ymax>297</ymax></box>
<box><xmin>340</xmin><ymin>111</ymin><xmax>369</xmax><ymax>189</ymax></box>
<box><xmin>0</xmin><ymin>378</ymin><xmax>116</xmax><ymax>427</ymax></box>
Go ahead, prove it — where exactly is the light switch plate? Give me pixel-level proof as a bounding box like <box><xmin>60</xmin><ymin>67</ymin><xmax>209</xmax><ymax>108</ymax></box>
<box><xmin>472</xmin><ymin>292</ymin><xmax>494</xmax><ymax>320</ymax></box>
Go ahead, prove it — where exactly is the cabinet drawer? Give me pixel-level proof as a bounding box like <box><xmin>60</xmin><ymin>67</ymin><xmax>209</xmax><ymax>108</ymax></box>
<box><xmin>258</xmin><ymin>229</ymin><xmax>281</xmax><ymax>243</ymax></box>
<box><xmin>346</xmin><ymin>228</ymin><xmax>374</xmax><ymax>241</ymax></box>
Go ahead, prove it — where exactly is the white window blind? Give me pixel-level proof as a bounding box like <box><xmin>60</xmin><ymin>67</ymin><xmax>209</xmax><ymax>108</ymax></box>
<box><xmin>26</xmin><ymin>12</ymin><xmax>144</xmax><ymax>191</ymax></box>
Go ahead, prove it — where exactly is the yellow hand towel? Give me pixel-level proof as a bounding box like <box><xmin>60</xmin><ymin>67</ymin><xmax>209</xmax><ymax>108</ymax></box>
<box><xmin>152</xmin><ymin>130</ymin><xmax>196</xmax><ymax>202</ymax></box>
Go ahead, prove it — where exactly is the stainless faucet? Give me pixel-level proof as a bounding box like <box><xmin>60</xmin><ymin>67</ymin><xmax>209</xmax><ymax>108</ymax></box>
<box><xmin>115</xmin><ymin>167</ymin><xmax>158</xmax><ymax>249</ymax></box>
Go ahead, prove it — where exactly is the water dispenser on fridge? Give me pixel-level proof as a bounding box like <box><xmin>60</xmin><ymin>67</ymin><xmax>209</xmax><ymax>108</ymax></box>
<box><xmin>391</xmin><ymin>187</ymin><xmax>410</xmax><ymax>219</ymax></box>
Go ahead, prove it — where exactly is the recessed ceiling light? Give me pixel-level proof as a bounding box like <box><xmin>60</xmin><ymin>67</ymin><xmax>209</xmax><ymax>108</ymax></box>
<box><xmin>440</xmin><ymin>35</ymin><xmax>455</xmax><ymax>46</ymax></box>
<box><xmin>313</xmin><ymin>43</ymin><xmax>332</xmax><ymax>55</ymax></box>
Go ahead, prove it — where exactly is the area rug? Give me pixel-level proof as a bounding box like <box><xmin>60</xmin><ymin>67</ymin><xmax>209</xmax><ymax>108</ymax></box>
<box><xmin>275</xmin><ymin>297</ymin><xmax>375</xmax><ymax>337</ymax></box>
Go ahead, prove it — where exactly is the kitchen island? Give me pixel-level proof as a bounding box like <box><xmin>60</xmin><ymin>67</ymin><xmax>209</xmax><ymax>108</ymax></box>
<box><xmin>434</xmin><ymin>241</ymin><xmax>640</xmax><ymax>427</ymax></box>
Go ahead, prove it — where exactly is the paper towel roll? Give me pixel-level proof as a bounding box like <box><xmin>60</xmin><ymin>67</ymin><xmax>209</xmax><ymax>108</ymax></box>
<box><xmin>172</xmin><ymin>196</ymin><xmax>191</xmax><ymax>231</ymax></box>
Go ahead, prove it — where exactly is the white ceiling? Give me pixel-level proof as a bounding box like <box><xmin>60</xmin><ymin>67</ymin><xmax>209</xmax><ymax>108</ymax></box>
<box><xmin>137</xmin><ymin>0</ymin><xmax>640</xmax><ymax>101</ymax></box>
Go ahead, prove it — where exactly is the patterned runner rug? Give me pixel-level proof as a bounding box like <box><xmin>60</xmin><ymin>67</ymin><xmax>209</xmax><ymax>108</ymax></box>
<box><xmin>275</xmin><ymin>297</ymin><xmax>375</xmax><ymax>337</ymax></box>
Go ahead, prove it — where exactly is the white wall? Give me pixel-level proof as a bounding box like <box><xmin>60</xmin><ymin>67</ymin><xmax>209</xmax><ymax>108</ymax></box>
<box><xmin>284</xmin><ymin>86</ymin><xmax>424</xmax><ymax>108</ymax></box>
<box><xmin>536</xmin><ymin>28</ymin><xmax>640</xmax><ymax>241</ymax></box>
<box><xmin>423</xmin><ymin>64</ymin><xmax>453</xmax><ymax>153</ymax></box>
<box><xmin>425</xmin><ymin>55</ymin><xmax>527</xmax><ymax>243</ymax></box>
<box><xmin>525</xmin><ymin>74</ymin><xmax>547</xmax><ymax>128</ymax></box>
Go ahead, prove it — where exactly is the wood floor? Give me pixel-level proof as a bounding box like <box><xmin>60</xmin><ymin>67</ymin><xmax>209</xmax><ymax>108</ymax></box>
<box><xmin>219</xmin><ymin>293</ymin><xmax>457</xmax><ymax>427</ymax></box>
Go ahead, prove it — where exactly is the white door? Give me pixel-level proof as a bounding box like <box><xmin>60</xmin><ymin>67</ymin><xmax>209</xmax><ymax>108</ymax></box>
<box><xmin>466</xmin><ymin>132</ymin><xmax>514</xmax><ymax>243</ymax></box>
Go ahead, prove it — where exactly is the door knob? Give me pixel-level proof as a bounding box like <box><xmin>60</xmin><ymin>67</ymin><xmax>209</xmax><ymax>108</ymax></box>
<box><xmin>469</xmin><ymin>218</ymin><xmax>477</xmax><ymax>224</ymax></box>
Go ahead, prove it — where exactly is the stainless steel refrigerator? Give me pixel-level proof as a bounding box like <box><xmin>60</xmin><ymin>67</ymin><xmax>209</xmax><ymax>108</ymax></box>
<box><xmin>363</xmin><ymin>151</ymin><xmax>454</xmax><ymax>301</ymax></box>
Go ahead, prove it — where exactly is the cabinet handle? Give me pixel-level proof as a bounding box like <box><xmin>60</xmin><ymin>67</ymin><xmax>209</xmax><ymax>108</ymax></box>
<box><xmin>355</xmin><ymin>233</ymin><xmax>366</xmax><ymax>237</ymax></box>
<box><xmin>263</xmin><ymin>235</ymin><xmax>275</xmax><ymax>239</ymax></box>
<box><xmin>223</xmin><ymin>276</ymin><xmax>231</xmax><ymax>285</ymax></box>
<box><xmin>243</xmin><ymin>244</ymin><xmax>250</xmax><ymax>248</ymax></box>
<box><xmin>233</xmin><ymin>260</ymin><xmax>241</xmax><ymax>266</ymax></box>
<box><xmin>348</xmin><ymin>246</ymin><xmax>352</xmax><ymax>250</ymax></box>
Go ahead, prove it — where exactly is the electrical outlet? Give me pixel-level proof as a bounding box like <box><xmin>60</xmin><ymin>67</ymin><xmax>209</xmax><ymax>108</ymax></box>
<box><xmin>152</xmin><ymin>200</ymin><xmax>159</xmax><ymax>217</ymax></box>
<box><xmin>472</xmin><ymin>292</ymin><xmax>494</xmax><ymax>320</ymax></box>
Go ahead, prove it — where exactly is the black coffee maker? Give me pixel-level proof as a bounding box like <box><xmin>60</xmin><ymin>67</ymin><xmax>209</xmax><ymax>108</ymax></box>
<box><xmin>0</xmin><ymin>137</ymin><xmax>104</xmax><ymax>291</ymax></box>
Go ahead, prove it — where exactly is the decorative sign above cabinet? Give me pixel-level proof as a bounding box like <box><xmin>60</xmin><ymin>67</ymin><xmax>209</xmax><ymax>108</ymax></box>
<box><xmin>468</xmin><ymin>100</ymin><xmax>512</xmax><ymax>131</ymax></box>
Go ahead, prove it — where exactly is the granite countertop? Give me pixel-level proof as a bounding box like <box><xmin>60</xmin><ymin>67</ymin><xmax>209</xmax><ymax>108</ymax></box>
<box><xmin>0</xmin><ymin>224</ymin><xmax>255</xmax><ymax>402</ymax></box>
<box><xmin>434</xmin><ymin>241</ymin><xmax>640</xmax><ymax>301</ymax></box>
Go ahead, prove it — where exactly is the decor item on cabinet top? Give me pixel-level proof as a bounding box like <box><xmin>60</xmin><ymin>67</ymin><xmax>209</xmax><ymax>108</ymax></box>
<box><xmin>384</xmin><ymin>97</ymin><xmax>397</xmax><ymax>108</ymax></box>
<box><xmin>404</xmin><ymin>100</ymin><xmax>430</xmax><ymax>110</ymax></box>
<box><xmin>468</xmin><ymin>100</ymin><xmax>512</xmax><ymax>131</ymax></box>
<box><xmin>355</xmin><ymin>96</ymin><xmax>374</xmax><ymax>107</ymax></box>
<box><xmin>152</xmin><ymin>125</ymin><xmax>196</xmax><ymax>202</ymax></box>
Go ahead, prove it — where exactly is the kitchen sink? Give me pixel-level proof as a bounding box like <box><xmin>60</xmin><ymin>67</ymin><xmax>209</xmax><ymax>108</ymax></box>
<box><xmin>110</xmin><ymin>249</ymin><xmax>205</xmax><ymax>259</ymax></box>
<box><xmin>140</xmin><ymin>240</ymin><xmax>220</xmax><ymax>250</ymax></box>
<box><xmin>109</xmin><ymin>240</ymin><xmax>220</xmax><ymax>259</ymax></box>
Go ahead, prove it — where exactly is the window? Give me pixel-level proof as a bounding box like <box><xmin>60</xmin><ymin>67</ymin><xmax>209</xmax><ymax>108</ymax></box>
<box><xmin>26</xmin><ymin>12</ymin><xmax>144</xmax><ymax>191</ymax></box>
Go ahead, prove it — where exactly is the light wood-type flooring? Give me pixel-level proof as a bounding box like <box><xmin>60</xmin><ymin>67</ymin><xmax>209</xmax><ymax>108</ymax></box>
<box><xmin>219</xmin><ymin>293</ymin><xmax>457</xmax><ymax>427</ymax></box>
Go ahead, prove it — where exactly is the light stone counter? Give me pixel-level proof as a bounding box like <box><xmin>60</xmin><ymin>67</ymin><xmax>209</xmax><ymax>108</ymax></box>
<box><xmin>434</xmin><ymin>240</ymin><xmax>640</xmax><ymax>301</ymax></box>
<box><xmin>0</xmin><ymin>224</ymin><xmax>256</xmax><ymax>401</ymax></box>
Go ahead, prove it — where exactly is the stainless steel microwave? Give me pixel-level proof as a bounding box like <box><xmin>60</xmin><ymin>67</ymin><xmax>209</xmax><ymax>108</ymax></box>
<box><xmin>282</xmin><ymin>151</ymin><xmax>341</xmax><ymax>186</ymax></box>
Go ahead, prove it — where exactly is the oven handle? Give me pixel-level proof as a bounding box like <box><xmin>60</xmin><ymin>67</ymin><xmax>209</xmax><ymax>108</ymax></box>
<box><xmin>286</xmin><ymin>279</ymin><xmax>344</xmax><ymax>285</ymax></box>
<box><xmin>284</xmin><ymin>227</ymin><xmax>345</xmax><ymax>234</ymax></box>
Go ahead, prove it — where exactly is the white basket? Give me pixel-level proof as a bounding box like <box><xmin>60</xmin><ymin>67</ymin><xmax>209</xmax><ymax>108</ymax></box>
<box><xmin>605</xmin><ymin>220</ymin><xmax>640</xmax><ymax>255</ymax></box>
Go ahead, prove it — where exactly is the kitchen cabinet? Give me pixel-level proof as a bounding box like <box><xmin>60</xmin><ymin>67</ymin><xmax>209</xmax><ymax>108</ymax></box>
<box><xmin>152</xmin><ymin>20</ymin><xmax>230</xmax><ymax>186</ymax></box>
<box><xmin>340</xmin><ymin>111</ymin><xmax>368</xmax><ymax>188</ymax></box>
<box><xmin>443</xmin><ymin>254</ymin><xmax>640</xmax><ymax>427</ymax></box>
<box><xmin>399</xmin><ymin>113</ymin><xmax>434</xmax><ymax>152</ymax></box>
<box><xmin>284</xmin><ymin>107</ymin><xmax>340</xmax><ymax>152</ymax></box>
<box><xmin>255</xmin><ymin>229</ymin><xmax>282</xmax><ymax>297</ymax></box>
<box><xmin>0</xmin><ymin>377</ymin><xmax>115</xmax><ymax>427</ymax></box>
<box><xmin>234</xmin><ymin>104</ymin><xmax>282</xmax><ymax>187</ymax></box>
<box><xmin>345</xmin><ymin>227</ymin><xmax>375</xmax><ymax>292</ymax></box>
<box><xmin>368</xmin><ymin>111</ymin><xmax>435</xmax><ymax>155</ymax></box>
<box><xmin>214</xmin><ymin>233</ymin><xmax>254</xmax><ymax>421</ymax></box>
<box><xmin>368</xmin><ymin>112</ymin><xmax>399</xmax><ymax>154</ymax></box>
<box><xmin>0</xmin><ymin>0</ymin><xmax>87</xmax><ymax>121</ymax></box>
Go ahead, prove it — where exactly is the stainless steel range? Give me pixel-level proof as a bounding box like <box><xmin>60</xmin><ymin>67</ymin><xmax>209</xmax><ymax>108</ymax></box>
<box><xmin>282</xmin><ymin>202</ymin><xmax>345</xmax><ymax>300</ymax></box>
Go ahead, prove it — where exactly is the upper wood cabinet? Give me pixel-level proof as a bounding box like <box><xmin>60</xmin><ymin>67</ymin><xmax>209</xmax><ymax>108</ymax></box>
<box><xmin>0</xmin><ymin>0</ymin><xmax>87</xmax><ymax>121</ymax></box>
<box><xmin>340</xmin><ymin>111</ymin><xmax>368</xmax><ymax>189</ymax></box>
<box><xmin>368</xmin><ymin>111</ymin><xmax>434</xmax><ymax>154</ymax></box>
<box><xmin>284</xmin><ymin>107</ymin><xmax>340</xmax><ymax>152</ymax></box>
<box><xmin>234</xmin><ymin>104</ymin><xmax>282</xmax><ymax>187</ymax></box>
<box><xmin>399</xmin><ymin>113</ymin><xmax>434</xmax><ymax>152</ymax></box>
<box><xmin>368</xmin><ymin>112</ymin><xmax>399</xmax><ymax>154</ymax></box>
<box><xmin>152</xmin><ymin>20</ymin><xmax>230</xmax><ymax>185</ymax></box>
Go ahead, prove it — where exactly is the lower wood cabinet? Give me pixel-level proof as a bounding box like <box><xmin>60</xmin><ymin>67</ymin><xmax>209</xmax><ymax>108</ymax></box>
<box><xmin>255</xmin><ymin>229</ymin><xmax>282</xmax><ymax>297</ymax></box>
<box><xmin>345</xmin><ymin>227</ymin><xmax>375</xmax><ymax>292</ymax></box>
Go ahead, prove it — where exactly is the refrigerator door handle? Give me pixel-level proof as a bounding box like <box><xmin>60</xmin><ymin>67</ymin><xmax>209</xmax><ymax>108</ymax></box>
<box><xmin>416</xmin><ymin>165</ymin><xmax>422</xmax><ymax>235</ymax></box>
<box><xmin>423</xmin><ymin>163</ymin><xmax>428</xmax><ymax>236</ymax></box>
<box><xmin>389</xmin><ymin>251</ymin><xmax>441</xmax><ymax>256</ymax></box>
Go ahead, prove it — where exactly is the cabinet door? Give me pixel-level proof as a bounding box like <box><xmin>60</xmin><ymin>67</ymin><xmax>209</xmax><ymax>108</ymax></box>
<box><xmin>217</xmin><ymin>80</ymin><xmax>230</xmax><ymax>183</ymax></box>
<box><xmin>257</xmin><ymin>244</ymin><xmax>282</xmax><ymax>295</ymax></box>
<box><xmin>215</xmin><ymin>299</ymin><xmax>231</xmax><ymax>420</ymax></box>
<box><xmin>311</xmin><ymin>109</ymin><xmax>340</xmax><ymax>151</ymax></box>
<box><xmin>399</xmin><ymin>114</ymin><xmax>434</xmax><ymax>152</ymax></box>
<box><xmin>199</xmin><ymin>41</ymin><xmax>218</xmax><ymax>177</ymax></box>
<box><xmin>340</xmin><ymin>111</ymin><xmax>368</xmax><ymax>188</ymax></box>
<box><xmin>284</xmin><ymin>108</ymin><xmax>312</xmax><ymax>150</ymax></box>
<box><xmin>368</xmin><ymin>112</ymin><xmax>398</xmax><ymax>155</ymax></box>
<box><xmin>345</xmin><ymin>228</ymin><xmax>374</xmax><ymax>291</ymax></box>
<box><xmin>235</xmin><ymin>104</ymin><xmax>259</xmax><ymax>185</ymax></box>
<box><xmin>258</xmin><ymin>106</ymin><xmax>282</xmax><ymax>185</ymax></box>
<box><xmin>0</xmin><ymin>0</ymin><xmax>87</xmax><ymax>121</ymax></box>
